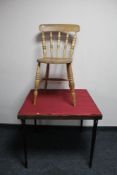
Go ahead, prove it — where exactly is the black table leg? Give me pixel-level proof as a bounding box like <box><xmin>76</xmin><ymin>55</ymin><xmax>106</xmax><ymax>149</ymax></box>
<box><xmin>80</xmin><ymin>119</ymin><xmax>83</xmax><ymax>132</ymax></box>
<box><xmin>89</xmin><ymin>119</ymin><xmax>98</xmax><ymax>168</ymax></box>
<box><xmin>34</xmin><ymin>119</ymin><xmax>37</xmax><ymax>132</ymax></box>
<box><xmin>34</xmin><ymin>119</ymin><xmax>37</xmax><ymax>127</ymax></box>
<box><xmin>21</xmin><ymin>119</ymin><xmax>28</xmax><ymax>168</ymax></box>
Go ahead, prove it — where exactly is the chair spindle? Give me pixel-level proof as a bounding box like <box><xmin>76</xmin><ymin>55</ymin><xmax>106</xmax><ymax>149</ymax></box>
<box><xmin>50</xmin><ymin>32</ymin><xmax>53</xmax><ymax>57</ymax></box>
<box><xmin>69</xmin><ymin>33</ymin><xmax>77</xmax><ymax>58</ymax></box>
<box><xmin>56</xmin><ymin>32</ymin><xmax>61</xmax><ymax>57</ymax></box>
<box><xmin>63</xmin><ymin>33</ymin><xmax>69</xmax><ymax>58</ymax></box>
<box><xmin>42</xmin><ymin>32</ymin><xmax>47</xmax><ymax>57</ymax></box>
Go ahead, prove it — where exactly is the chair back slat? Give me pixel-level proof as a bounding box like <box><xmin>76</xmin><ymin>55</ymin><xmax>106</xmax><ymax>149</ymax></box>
<box><xmin>50</xmin><ymin>32</ymin><xmax>53</xmax><ymax>57</ymax></box>
<box><xmin>69</xmin><ymin>33</ymin><xmax>77</xmax><ymax>58</ymax></box>
<box><xmin>56</xmin><ymin>32</ymin><xmax>61</xmax><ymax>57</ymax></box>
<box><xmin>63</xmin><ymin>33</ymin><xmax>69</xmax><ymax>58</ymax></box>
<box><xmin>41</xmin><ymin>32</ymin><xmax>47</xmax><ymax>57</ymax></box>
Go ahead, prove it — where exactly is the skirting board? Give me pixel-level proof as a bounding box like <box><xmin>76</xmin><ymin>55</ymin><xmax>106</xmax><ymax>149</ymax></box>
<box><xmin>0</xmin><ymin>123</ymin><xmax>117</xmax><ymax>130</ymax></box>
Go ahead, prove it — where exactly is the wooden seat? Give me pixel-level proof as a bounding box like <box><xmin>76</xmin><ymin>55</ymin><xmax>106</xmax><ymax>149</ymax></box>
<box><xmin>37</xmin><ymin>57</ymin><xmax>72</xmax><ymax>64</ymax></box>
<box><xmin>33</xmin><ymin>24</ymin><xmax>80</xmax><ymax>106</ymax></box>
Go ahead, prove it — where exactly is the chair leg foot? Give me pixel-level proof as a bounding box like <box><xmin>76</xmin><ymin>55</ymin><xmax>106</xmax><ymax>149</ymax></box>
<box><xmin>33</xmin><ymin>90</ymin><xmax>38</xmax><ymax>105</ymax></box>
<box><xmin>67</xmin><ymin>63</ymin><xmax>76</xmax><ymax>106</ymax></box>
<box><xmin>71</xmin><ymin>91</ymin><xmax>76</xmax><ymax>106</ymax></box>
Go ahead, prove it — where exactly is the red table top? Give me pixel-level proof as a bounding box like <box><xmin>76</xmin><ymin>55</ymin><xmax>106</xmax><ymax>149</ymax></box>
<box><xmin>18</xmin><ymin>89</ymin><xmax>102</xmax><ymax>120</ymax></box>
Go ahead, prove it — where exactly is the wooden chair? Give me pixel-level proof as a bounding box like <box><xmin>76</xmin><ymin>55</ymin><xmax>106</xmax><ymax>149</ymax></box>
<box><xmin>33</xmin><ymin>24</ymin><xmax>80</xmax><ymax>106</ymax></box>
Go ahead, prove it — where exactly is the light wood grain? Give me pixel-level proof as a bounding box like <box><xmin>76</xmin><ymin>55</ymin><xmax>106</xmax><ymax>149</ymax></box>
<box><xmin>56</xmin><ymin>32</ymin><xmax>61</xmax><ymax>57</ymax></box>
<box><xmin>67</xmin><ymin>63</ymin><xmax>76</xmax><ymax>106</ymax></box>
<box><xmin>50</xmin><ymin>32</ymin><xmax>53</xmax><ymax>57</ymax></box>
<box><xmin>63</xmin><ymin>33</ymin><xmax>69</xmax><ymax>58</ymax></box>
<box><xmin>33</xmin><ymin>63</ymin><xmax>40</xmax><ymax>105</ymax></box>
<box><xmin>40</xmin><ymin>24</ymin><xmax>80</xmax><ymax>32</ymax></box>
<box><xmin>37</xmin><ymin>57</ymin><xmax>72</xmax><ymax>64</ymax></box>
<box><xmin>42</xmin><ymin>32</ymin><xmax>47</xmax><ymax>57</ymax></box>
<box><xmin>69</xmin><ymin>33</ymin><xmax>77</xmax><ymax>58</ymax></box>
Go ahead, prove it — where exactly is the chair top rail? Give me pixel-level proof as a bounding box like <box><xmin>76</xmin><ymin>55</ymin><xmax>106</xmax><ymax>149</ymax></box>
<box><xmin>39</xmin><ymin>24</ymin><xmax>80</xmax><ymax>32</ymax></box>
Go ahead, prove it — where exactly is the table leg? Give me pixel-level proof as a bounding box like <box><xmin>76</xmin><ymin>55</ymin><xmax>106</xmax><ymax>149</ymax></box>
<box><xmin>80</xmin><ymin>119</ymin><xmax>83</xmax><ymax>132</ymax></box>
<box><xmin>34</xmin><ymin>119</ymin><xmax>37</xmax><ymax>132</ymax></box>
<box><xmin>21</xmin><ymin>119</ymin><xmax>28</xmax><ymax>168</ymax></box>
<box><xmin>34</xmin><ymin>119</ymin><xmax>37</xmax><ymax>127</ymax></box>
<box><xmin>89</xmin><ymin>119</ymin><xmax>98</xmax><ymax>168</ymax></box>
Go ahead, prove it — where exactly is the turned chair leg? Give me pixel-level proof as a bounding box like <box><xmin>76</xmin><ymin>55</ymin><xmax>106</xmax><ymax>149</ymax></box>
<box><xmin>33</xmin><ymin>63</ymin><xmax>40</xmax><ymax>105</ymax></box>
<box><xmin>67</xmin><ymin>63</ymin><xmax>76</xmax><ymax>106</ymax></box>
<box><xmin>44</xmin><ymin>63</ymin><xmax>50</xmax><ymax>89</ymax></box>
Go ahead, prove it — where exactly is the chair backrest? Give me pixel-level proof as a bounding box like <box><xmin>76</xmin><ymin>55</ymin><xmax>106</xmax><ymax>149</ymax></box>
<box><xmin>39</xmin><ymin>24</ymin><xmax>80</xmax><ymax>59</ymax></box>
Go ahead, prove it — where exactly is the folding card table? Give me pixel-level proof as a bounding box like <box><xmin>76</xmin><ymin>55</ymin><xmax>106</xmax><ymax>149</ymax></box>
<box><xmin>18</xmin><ymin>89</ymin><xmax>102</xmax><ymax>168</ymax></box>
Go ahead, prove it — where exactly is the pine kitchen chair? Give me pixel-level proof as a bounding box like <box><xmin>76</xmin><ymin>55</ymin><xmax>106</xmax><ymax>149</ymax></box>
<box><xmin>33</xmin><ymin>24</ymin><xmax>80</xmax><ymax>106</ymax></box>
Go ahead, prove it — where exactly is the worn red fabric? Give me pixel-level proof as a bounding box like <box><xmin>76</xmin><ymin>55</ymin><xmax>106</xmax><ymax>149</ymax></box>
<box><xmin>18</xmin><ymin>89</ymin><xmax>102</xmax><ymax>119</ymax></box>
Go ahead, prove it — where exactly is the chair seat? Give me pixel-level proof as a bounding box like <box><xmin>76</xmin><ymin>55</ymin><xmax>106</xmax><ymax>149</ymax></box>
<box><xmin>37</xmin><ymin>57</ymin><xmax>72</xmax><ymax>64</ymax></box>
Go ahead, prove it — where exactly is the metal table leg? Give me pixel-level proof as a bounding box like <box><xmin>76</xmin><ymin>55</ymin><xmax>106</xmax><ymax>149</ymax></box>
<box><xmin>34</xmin><ymin>119</ymin><xmax>38</xmax><ymax>132</ymax></box>
<box><xmin>34</xmin><ymin>119</ymin><xmax>37</xmax><ymax>127</ymax></box>
<box><xmin>21</xmin><ymin>119</ymin><xmax>28</xmax><ymax>168</ymax></box>
<box><xmin>80</xmin><ymin>119</ymin><xmax>83</xmax><ymax>132</ymax></box>
<box><xmin>89</xmin><ymin>119</ymin><xmax>98</xmax><ymax>168</ymax></box>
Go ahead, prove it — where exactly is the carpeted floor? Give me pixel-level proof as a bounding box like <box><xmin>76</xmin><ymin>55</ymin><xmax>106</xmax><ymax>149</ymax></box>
<box><xmin>0</xmin><ymin>125</ymin><xmax>117</xmax><ymax>175</ymax></box>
